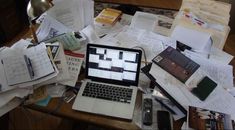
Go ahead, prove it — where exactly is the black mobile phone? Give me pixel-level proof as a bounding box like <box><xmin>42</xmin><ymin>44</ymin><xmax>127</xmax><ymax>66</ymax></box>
<box><xmin>157</xmin><ymin>110</ymin><xmax>172</xmax><ymax>130</ymax></box>
<box><xmin>192</xmin><ymin>76</ymin><xmax>217</xmax><ymax>101</ymax></box>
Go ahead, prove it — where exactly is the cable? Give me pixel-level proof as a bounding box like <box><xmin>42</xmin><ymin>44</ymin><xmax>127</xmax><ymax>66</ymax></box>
<box><xmin>132</xmin><ymin>46</ymin><xmax>148</xmax><ymax>66</ymax></box>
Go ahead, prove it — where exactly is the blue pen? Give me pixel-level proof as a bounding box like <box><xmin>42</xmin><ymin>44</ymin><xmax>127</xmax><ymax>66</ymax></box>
<box><xmin>24</xmin><ymin>55</ymin><xmax>34</xmax><ymax>79</ymax></box>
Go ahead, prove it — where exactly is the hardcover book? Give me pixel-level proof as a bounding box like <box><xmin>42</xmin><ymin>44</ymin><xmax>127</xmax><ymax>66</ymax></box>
<box><xmin>95</xmin><ymin>8</ymin><xmax>122</xmax><ymax>25</ymax></box>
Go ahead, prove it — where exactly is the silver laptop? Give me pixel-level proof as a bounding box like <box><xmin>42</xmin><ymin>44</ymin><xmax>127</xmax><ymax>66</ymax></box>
<box><xmin>72</xmin><ymin>44</ymin><xmax>142</xmax><ymax>120</ymax></box>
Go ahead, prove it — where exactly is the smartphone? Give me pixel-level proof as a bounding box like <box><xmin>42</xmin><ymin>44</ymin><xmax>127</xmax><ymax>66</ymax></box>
<box><xmin>157</xmin><ymin>110</ymin><xmax>172</xmax><ymax>130</ymax></box>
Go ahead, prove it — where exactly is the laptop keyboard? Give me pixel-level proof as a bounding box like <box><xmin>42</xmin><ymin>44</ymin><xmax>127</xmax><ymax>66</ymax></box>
<box><xmin>82</xmin><ymin>82</ymin><xmax>133</xmax><ymax>104</ymax></box>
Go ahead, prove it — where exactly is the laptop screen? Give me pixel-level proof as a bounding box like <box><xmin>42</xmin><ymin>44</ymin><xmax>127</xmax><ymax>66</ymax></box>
<box><xmin>86</xmin><ymin>44</ymin><xmax>142</xmax><ymax>86</ymax></box>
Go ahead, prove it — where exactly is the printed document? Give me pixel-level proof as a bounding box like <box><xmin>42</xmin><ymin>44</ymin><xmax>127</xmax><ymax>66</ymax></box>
<box><xmin>36</xmin><ymin>15</ymin><xmax>71</xmax><ymax>42</ymax></box>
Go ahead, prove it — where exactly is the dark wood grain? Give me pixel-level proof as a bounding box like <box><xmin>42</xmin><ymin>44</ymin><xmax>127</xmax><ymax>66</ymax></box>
<box><xmin>94</xmin><ymin>0</ymin><xmax>182</xmax><ymax>10</ymax></box>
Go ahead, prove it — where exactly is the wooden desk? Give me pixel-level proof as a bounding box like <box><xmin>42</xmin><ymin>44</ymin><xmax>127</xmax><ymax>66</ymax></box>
<box><xmin>24</xmin><ymin>71</ymin><xmax>184</xmax><ymax>130</ymax></box>
<box><xmin>4</xmin><ymin>1</ymin><xmax>235</xmax><ymax>129</ymax></box>
<box><xmin>95</xmin><ymin>0</ymin><xmax>182</xmax><ymax>10</ymax></box>
<box><xmin>27</xmin><ymin>91</ymin><xmax>142</xmax><ymax>130</ymax></box>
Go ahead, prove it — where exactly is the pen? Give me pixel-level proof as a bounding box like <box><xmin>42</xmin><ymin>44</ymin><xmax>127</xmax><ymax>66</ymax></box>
<box><xmin>24</xmin><ymin>55</ymin><xmax>34</xmax><ymax>79</ymax></box>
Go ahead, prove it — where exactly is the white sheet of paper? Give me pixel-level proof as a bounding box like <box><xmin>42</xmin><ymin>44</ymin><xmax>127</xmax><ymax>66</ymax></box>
<box><xmin>210</xmin><ymin>46</ymin><xmax>234</xmax><ymax>64</ymax></box>
<box><xmin>171</xmin><ymin>25</ymin><xmax>211</xmax><ymax>51</ymax></box>
<box><xmin>25</xmin><ymin>43</ymin><xmax>55</xmax><ymax>80</ymax></box>
<box><xmin>0</xmin><ymin>48</ymin><xmax>24</xmax><ymax>92</ymax></box>
<box><xmin>0</xmin><ymin>98</ymin><xmax>22</xmax><ymax>117</ymax></box>
<box><xmin>12</xmin><ymin>43</ymin><xmax>58</xmax><ymax>88</ymax></box>
<box><xmin>115</xmin><ymin>27</ymin><xmax>176</xmax><ymax>62</ymax></box>
<box><xmin>47</xmin><ymin>84</ymin><xmax>66</xmax><ymax>97</ymax></box>
<box><xmin>185</xmin><ymin>53</ymin><xmax>234</xmax><ymax>89</ymax></box>
<box><xmin>228</xmin><ymin>88</ymin><xmax>235</xmax><ymax>97</ymax></box>
<box><xmin>2</xmin><ymin>55</ymin><xmax>31</xmax><ymax>85</ymax></box>
<box><xmin>10</xmin><ymin>39</ymin><xmax>32</xmax><ymax>50</ymax></box>
<box><xmin>130</xmin><ymin>11</ymin><xmax>157</xmax><ymax>31</ymax></box>
<box><xmin>47</xmin><ymin>0</ymin><xmax>84</xmax><ymax>31</ymax></box>
<box><xmin>0</xmin><ymin>88</ymin><xmax>31</xmax><ymax>107</ymax></box>
<box><xmin>82</xmin><ymin>0</ymin><xmax>94</xmax><ymax>27</ymax></box>
<box><xmin>36</xmin><ymin>15</ymin><xmax>71</xmax><ymax>42</ymax></box>
<box><xmin>81</xmin><ymin>25</ymin><xmax>99</xmax><ymax>43</ymax></box>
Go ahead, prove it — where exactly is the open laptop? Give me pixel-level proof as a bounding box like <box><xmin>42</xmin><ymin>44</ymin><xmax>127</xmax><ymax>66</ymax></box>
<box><xmin>72</xmin><ymin>44</ymin><xmax>142</xmax><ymax>120</ymax></box>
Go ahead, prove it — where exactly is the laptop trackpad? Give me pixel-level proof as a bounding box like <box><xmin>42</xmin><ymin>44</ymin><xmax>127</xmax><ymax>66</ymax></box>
<box><xmin>92</xmin><ymin>100</ymin><xmax>114</xmax><ymax>116</ymax></box>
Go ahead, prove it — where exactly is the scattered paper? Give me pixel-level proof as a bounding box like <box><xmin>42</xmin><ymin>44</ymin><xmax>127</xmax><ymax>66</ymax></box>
<box><xmin>131</xmin><ymin>11</ymin><xmax>158</xmax><ymax>31</ymax></box>
<box><xmin>0</xmin><ymin>98</ymin><xmax>22</xmax><ymax>117</ymax></box>
<box><xmin>47</xmin><ymin>84</ymin><xmax>66</xmax><ymax>98</ymax></box>
<box><xmin>171</xmin><ymin>25</ymin><xmax>211</xmax><ymax>51</ymax></box>
<box><xmin>10</xmin><ymin>39</ymin><xmax>32</xmax><ymax>50</ymax></box>
<box><xmin>0</xmin><ymin>88</ymin><xmax>32</xmax><ymax>107</ymax></box>
<box><xmin>150</xmin><ymin>64</ymin><xmax>235</xmax><ymax>120</ymax></box>
<box><xmin>36</xmin><ymin>15</ymin><xmax>71</xmax><ymax>42</ymax></box>
<box><xmin>185</xmin><ymin>52</ymin><xmax>234</xmax><ymax>89</ymax></box>
<box><xmin>47</xmin><ymin>0</ymin><xmax>83</xmax><ymax>31</ymax></box>
<box><xmin>81</xmin><ymin>25</ymin><xmax>99</xmax><ymax>43</ymax></box>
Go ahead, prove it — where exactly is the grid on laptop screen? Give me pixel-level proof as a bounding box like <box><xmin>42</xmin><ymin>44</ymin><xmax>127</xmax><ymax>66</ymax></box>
<box><xmin>86</xmin><ymin>44</ymin><xmax>141</xmax><ymax>85</ymax></box>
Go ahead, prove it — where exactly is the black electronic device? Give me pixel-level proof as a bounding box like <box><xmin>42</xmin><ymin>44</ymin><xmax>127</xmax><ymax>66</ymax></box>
<box><xmin>157</xmin><ymin>110</ymin><xmax>172</xmax><ymax>130</ymax></box>
<box><xmin>142</xmin><ymin>98</ymin><xmax>153</xmax><ymax>126</ymax></box>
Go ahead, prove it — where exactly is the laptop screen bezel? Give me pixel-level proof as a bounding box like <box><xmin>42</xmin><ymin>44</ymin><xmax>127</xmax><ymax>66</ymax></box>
<box><xmin>85</xmin><ymin>44</ymin><xmax>142</xmax><ymax>87</ymax></box>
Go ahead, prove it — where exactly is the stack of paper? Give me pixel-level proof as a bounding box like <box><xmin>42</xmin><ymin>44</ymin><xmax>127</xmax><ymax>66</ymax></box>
<box><xmin>171</xmin><ymin>0</ymin><xmax>231</xmax><ymax>50</ymax></box>
<box><xmin>47</xmin><ymin>0</ymin><xmax>94</xmax><ymax>31</ymax></box>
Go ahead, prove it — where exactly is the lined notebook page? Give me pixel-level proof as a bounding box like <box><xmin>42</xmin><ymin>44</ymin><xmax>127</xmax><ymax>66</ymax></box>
<box><xmin>25</xmin><ymin>43</ymin><xmax>55</xmax><ymax>80</ymax></box>
<box><xmin>2</xmin><ymin>55</ymin><xmax>31</xmax><ymax>85</ymax></box>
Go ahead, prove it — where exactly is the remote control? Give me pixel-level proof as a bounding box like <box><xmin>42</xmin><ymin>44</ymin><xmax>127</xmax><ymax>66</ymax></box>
<box><xmin>142</xmin><ymin>98</ymin><xmax>153</xmax><ymax>126</ymax></box>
